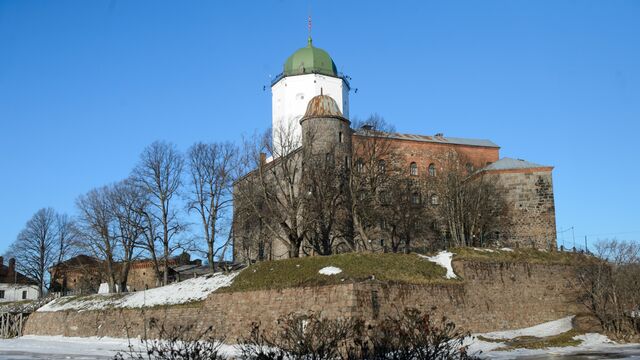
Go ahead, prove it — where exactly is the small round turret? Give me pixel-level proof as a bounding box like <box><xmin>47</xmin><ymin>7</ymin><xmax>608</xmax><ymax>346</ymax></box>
<box><xmin>300</xmin><ymin>94</ymin><xmax>352</xmax><ymax>167</ymax></box>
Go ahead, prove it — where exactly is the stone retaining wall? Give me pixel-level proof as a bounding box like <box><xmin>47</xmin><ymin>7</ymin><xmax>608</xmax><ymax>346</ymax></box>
<box><xmin>24</xmin><ymin>260</ymin><xmax>581</xmax><ymax>341</ymax></box>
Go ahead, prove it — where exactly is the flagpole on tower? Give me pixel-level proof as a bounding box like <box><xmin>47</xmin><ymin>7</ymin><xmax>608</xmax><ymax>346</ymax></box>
<box><xmin>307</xmin><ymin>0</ymin><xmax>312</xmax><ymax>45</ymax></box>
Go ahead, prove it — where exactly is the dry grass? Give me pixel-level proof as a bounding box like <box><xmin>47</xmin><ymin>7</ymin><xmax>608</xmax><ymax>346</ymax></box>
<box><xmin>222</xmin><ymin>252</ymin><xmax>457</xmax><ymax>292</ymax></box>
<box><xmin>494</xmin><ymin>329</ymin><xmax>584</xmax><ymax>350</ymax></box>
<box><xmin>449</xmin><ymin>247</ymin><xmax>599</xmax><ymax>266</ymax></box>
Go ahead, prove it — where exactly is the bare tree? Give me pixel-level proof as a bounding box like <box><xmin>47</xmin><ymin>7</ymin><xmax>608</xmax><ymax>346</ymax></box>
<box><xmin>235</xmin><ymin>125</ymin><xmax>307</xmax><ymax>259</ymax></box>
<box><xmin>76</xmin><ymin>187</ymin><xmax>119</xmax><ymax>293</ymax></box>
<box><xmin>110</xmin><ymin>178</ymin><xmax>147</xmax><ymax>292</ymax></box>
<box><xmin>8</xmin><ymin>208</ymin><xmax>58</xmax><ymax>297</ymax></box>
<box><xmin>380</xmin><ymin>175</ymin><xmax>431</xmax><ymax>253</ymax></box>
<box><xmin>301</xmin><ymin>150</ymin><xmax>351</xmax><ymax>256</ymax></box>
<box><xmin>575</xmin><ymin>239</ymin><xmax>640</xmax><ymax>339</ymax></box>
<box><xmin>49</xmin><ymin>212</ymin><xmax>80</xmax><ymax>291</ymax></box>
<box><xmin>350</xmin><ymin>115</ymin><xmax>399</xmax><ymax>251</ymax></box>
<box><xmin>133</xmin><ymin>141</ymin><xmax>185</xmax><ymax>285</ymax></box>
<box><xmin>186</xmin><ymin>142</ymin><xmax>237</xmax><ymax>272</ymax></box>
<box><xmin>432</xmin><ymin>151</ymin><xmax>507</xmax><ymax>248</ymax></box>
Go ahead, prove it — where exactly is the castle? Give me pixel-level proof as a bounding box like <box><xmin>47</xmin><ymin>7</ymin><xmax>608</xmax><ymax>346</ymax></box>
<box><xmin>232</xmin><ymin>37</ymin><xmax>557</xmax><ymax>263</ymax></box>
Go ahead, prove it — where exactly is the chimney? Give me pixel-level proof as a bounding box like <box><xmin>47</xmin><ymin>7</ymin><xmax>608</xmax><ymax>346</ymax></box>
<box><xmin>8</xmin><ymin>258</ymin><xmax>15</xmax><ymax>277</ymax></box>
<box><xmin>435</xmin><ymin>133</ymin><xmax>444</xmax><ymax>138</ymax></box>
<box><xmin>260</xmin><ymin>152</ymin><xmax>267</xmax><ymax>166</ymax></box>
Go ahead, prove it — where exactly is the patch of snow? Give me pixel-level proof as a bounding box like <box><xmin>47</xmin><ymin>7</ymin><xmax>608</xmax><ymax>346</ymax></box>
<box><xmin>574</xmin><ymin>332</ymin><xmax>616</xmax><ymax>347</ymax></box>
<box><xmin>481</xmin><ymin>316</ymin><xmax>574</xmax><ymax>340</ymax></box>
<box><xmin>473</xmin><ymin>248</ymin><xmax>495</xmax><ymax>253</ymax></box>
<box><xmin>499</xmin><ymin>247</ymin><xmax>514</xmax><ymax>252</ymax></box>
<box><xmin>38</xmin><ymin>272</ymin><xmax>239</xmax><ymax>312</ymax></box>
<box><xmin>318</xmin><ymin>266</ymin><xmax>342</xmax><ymax>275</ymax></box>
<box><xmin>418</xmin><ymin>251</ymin><xmax>457</xmax><ymax>279</ymax></box>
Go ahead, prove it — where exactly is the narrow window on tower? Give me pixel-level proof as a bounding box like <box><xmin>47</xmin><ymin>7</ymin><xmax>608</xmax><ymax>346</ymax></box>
<box><xmin>339</xmin><ymin>132</ymin><xmax>343</xmax><ymax>143</ymax></box>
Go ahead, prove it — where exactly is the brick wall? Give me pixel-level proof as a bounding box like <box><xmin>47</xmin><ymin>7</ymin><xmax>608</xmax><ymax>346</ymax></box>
<box><xmin>24</xmin><ymin>260</ymin><xmax>580</xmax><ymax>341</ymax></box>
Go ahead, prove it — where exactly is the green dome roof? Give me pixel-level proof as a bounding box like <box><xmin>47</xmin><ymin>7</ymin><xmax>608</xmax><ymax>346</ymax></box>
<box><xmin>283</xmin><ymin>38</ymin><xmax>338</xmax><ymax>77</ymax></box>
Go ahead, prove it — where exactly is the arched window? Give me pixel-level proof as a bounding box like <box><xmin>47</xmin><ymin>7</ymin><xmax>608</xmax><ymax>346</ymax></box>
<box><xmin>378</xmin><ymin>159</ymin><xmax>386</xmax><ymax>173</ymax></box>
<box><xmin>411</xmin><ymin>192</ymin><xmax>421</xmax><ymax>205</ymax></box>
<box><xmin>430</xmin><ymin>194</ymin><xmax>440</xmax><ymax>206</ymax></box>
<box><xmin>428</xmin><ymin>163</ymin><xmax>436</xmax><ymax>177</ymax></box>
<box><xmin>410</xmin><ymin>162</ymin><xmax>418</xmax><ymax>176</ymax></box>
<box><xmin>355</xmin><ymin>158</ymin><xmax>364</xmax><ymax>173</ymax></box>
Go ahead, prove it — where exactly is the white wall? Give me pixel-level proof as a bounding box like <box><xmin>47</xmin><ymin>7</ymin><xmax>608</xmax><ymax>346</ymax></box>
<box><xmin>271</xmin><ymin>74</ymin><xmax>349</xmax><ymax>155</ymax></box>
<box><xmin>0</xmin><ymin>283</ymin><xmax>39</xmax><ymax>302</ymax></box>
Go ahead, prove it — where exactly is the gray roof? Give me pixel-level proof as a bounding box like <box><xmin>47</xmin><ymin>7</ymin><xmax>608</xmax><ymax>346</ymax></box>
<box><xmin>355</xmin><ymin>130</ymin><xmax>499</xmax><ymax>148</ymax></box>
<box><xmin>482</xmin><ymin>157</ymin><xmax>550</xmax><ymax>171</ymax></box>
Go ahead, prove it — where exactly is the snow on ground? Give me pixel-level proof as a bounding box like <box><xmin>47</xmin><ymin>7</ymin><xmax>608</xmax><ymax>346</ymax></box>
<box><xmin>499</xmin><ymin>247</ymin><xmax>514</xmax><ymax>252</ymax></box>
<box><xmin>38</xmin><ymin>272</ymin><xmax>239</xmax><ymax>312</ymax></box>
<box><xmin>418</xmin><ymin>251</ymin><xmax>457</xmax><ymax>279</ymax></box>
<box><xmin>481</xmin><ymin>315</ymin><xmax>574</xmax><ymax>340</ymax></box>
<box><xmin>464</xmin><ymin>316</ymin><xmax>640</xmax><ymax>359</ymax></box>
<box><xmin>1</xmin><ymin>318</ymin><xmax>640</xmax><ymax>359</ymax></box>
<box><xmin>0</xmin><ymin>335</ymin><xmax>239</xmax><ymax>359</ymax></box>
<box><xmin>318</xmin><ymin>266</ymin><xmax>342</xmax><ymax>275</ymax></box>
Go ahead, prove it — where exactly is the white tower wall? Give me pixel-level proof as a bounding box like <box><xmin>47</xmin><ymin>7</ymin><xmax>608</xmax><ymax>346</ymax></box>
<box><xmin>271</xmin><ymin>74</ymin><xmax>349</xmax><ymax>156</ymax></box>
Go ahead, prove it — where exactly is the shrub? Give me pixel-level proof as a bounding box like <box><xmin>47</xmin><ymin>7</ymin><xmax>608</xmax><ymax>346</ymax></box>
<box><xmin>114</xmin><ymin>323</ymin><xmax>226</xmax><ymax>360</ymax></box>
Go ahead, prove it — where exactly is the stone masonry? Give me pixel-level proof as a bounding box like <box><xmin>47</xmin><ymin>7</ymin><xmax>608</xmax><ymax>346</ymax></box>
<box><xmin>24</xmin><ymin>259</ymin><xmax>580</xmax><ymax>341</ymax></box>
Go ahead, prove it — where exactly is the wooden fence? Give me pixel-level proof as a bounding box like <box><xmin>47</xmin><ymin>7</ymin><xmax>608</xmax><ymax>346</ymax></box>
<box><xmin>0</xmin><ymin>312</ymin><xmax>28</xmax><ymax>338</ymax></box>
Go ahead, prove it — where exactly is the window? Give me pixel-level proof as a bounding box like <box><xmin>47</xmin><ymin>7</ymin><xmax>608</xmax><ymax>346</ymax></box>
<box><xmin>378</xmin><ymin>159</ymin><xmax>386</xmax><ymax>173</ymax></box>
<box><xmin>339</xmin><ymin>132</ymin><xmax>343</xmax><ymax>143</ymax></box>
<box><xmin>379</xmin><ymin>190</ymin><xmax>389</xmax><ymax>205</ymax></box>
<box><xmin>355</xmin><ymin>159</ymin><xmax>364</xmax><ymax>173</ymax></box>
<box><xmin>431</xmin><ymin>194</ymin><xmax>440</xmax><ymax>206</ymax></box>
<box><xmin>428</xmin><ymin>163</ymin><xmax>436</xmax><ymax>177</ymax></box>
<box><xmin>411</xmin><ymin>192</ymin><xmax>421</xmax><ymax>205</ymax></box>
<box><xmin>410</xmin><ymin>162</ymin><xmax>418</xmax><ymax>176</ymax></box>
<box><xmin>0</xmin><ymin>290</ymin><xmax>4</xmax><ymax>299</ymax></box>
<box><xmin>344</xmin><ymin>156</ymin><xmax>350</xmax><ymax>169</ymax></box>
<box><xmin>465</xmin><ymin>163</ymin><xmax>474</xmax><ymax>174</ymax></box>
<box><xmin>325</xmin><ymin>153</ymin><xmax>333</xmax><ymax>162</ymax></box>
<box><xmin>22</xmin><ymin>290</ymin><xmax>27</xmax><ymax>300</ymax></box>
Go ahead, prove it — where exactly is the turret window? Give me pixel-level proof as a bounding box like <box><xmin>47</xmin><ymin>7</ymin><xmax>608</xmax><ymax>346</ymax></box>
<box><xmin>339</xmin><ymin>132</ymin><xmax>343</xmax><ymax>143</ymax></box>
<box><xmin>410</xmin><ymin>162</ymin><xmax>418</xmax><ymax>176</ymax></box>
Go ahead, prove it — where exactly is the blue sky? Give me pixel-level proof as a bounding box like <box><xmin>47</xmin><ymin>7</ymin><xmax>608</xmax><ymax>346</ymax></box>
<box><xmin>1</xmin><ymin>0</ymin><xmax>639</xmax><ymax>254</ymax></box>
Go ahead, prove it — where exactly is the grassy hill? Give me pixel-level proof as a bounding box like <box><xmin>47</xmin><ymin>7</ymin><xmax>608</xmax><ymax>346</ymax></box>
<box><xmin>222</xmin><ymin>252</ymin><xmax>455</xmax><ymax>292</ymax></box>
<box><xmin>222</xmin><ymin>248</ymin><xmax>597</xmax><ymax>293</ymax></box>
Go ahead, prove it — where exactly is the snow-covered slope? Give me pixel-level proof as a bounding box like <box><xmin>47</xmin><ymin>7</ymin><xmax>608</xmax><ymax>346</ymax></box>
<box><xmin>38</xmin><ymin>272</ymin><xmax>238</xmax><ymax>312</ymax></box>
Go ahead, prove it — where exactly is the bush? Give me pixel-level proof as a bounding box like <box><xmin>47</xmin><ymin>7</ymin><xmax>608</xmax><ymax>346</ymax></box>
<box><xmin>238</xmin><ymin>308</ymin><xmax>479</xmax><ymax>360</ymax></box>
<box><xmin>114</xmin><ymin>322</ymin><xmax>226</xmax><ymax>360</ymax></box>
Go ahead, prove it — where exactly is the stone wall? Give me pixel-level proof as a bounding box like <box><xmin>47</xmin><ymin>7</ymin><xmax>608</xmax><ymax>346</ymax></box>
<box><xmin>24</xmin><ymin>260</ymin><xmax>580</xmax><ymax>341</ymax></box>
<box><xmin>487</xmin><ymin>168</ymin><xmax>557</xmax><ymax>250</ymax></box>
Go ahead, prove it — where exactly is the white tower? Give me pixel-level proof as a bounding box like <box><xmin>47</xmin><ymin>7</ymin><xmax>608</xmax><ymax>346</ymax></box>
<box><xmin>271</xmin><ymin>37</ymin><xmax>350</xmax><ymax>155</ymax></box>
